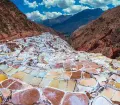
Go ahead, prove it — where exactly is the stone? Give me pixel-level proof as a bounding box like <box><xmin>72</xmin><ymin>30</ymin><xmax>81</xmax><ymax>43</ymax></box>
<box><xmin>83</xmin><ymin>68</ymin><xmax>101</xmax><ymax>74</ymax></box>
<box><xmin>58</xmin><ymin>80</ymin><xmax>67</xmax><ymax>91</ymax></box>
<box><xmin>77</xmin><ymin>84</ymin><xmax>93</xmax><ymax>92</ymax></box>
<box><xmin>8</xmin><ymin>81</ymin><xmax>22</xmax><ymax>90</ymax></box>
<box><xmin>79</xmin><ymin>78</ymin><xmax>97</xmax><ymax>87</ymax></box>
<box><xmin>0</xmin><ymin>97</ymin><xmax>2</xmax><ymax>104</ymax></box>
<box><xmin>75</xmin><ymin>62</ymin><xmax>83</xmax><ymax>70</ymax></box>
<box><xmin>43</xmin><ymin>87</ymin><xmax>65</xmax><ymax>105</ymax></box>
<box><xmin>46</xmin><ymin>71</ymin><xmax>61</xmax><ymax>79</ymax></box>
<box><xmin>39</xmin><ymin>78</ymin><xmax>51</xmax><ymax>88</ymax></box>
<box><xmin>7</xmin><ymin>68</ymin><xmax>18</xmax><ymax>76</ymax></box>
<box><xmin>1</xmin><ymin>88</ymin><xmax>11</xmax><ymax>98</ymax></box>
<box><xmin>49</xmin><ymin>79</ymin><xmax>59</xmax><ymax>88</ymax></box>
<box><xmin>92</xmin><ymin>96</ymin><xmax>113</xmax><ymax>105</ymax></box>
<box><xmin>38</xmin><ymin>72</ymin><xmax>47</xmax><ymax>78</ymax></box>
<box><xmin>30</xmin><ymin>77</ymin><xmax>42</xmax><ymax>86</ymax></box>
<box><xmin>66</xmin><ymin>80</ymin><xmax>76</xmax><ymax>92</ymax></box>
<box><xmin>30</xmin><ymin>71</ymin><xmax>39</xmax><ymax>77</ymax></box>
<box><xmin>82</xmin><ymin>72</ymin><xmax>91</xmax><ymax>78</ymax></box>
<box><xmin>62</xmin><ymin>93</ymin><xmax>89</xmax><ymax>105</ymax></box>
<box><xmin>112</xmin><ymin>91</ymin><xmax>120</xmax><ymax>104</ymax></box>
<box><xmin>71</xmin><ymin>71</ymin><xmax>81</xmax><ymax>79</ymax></box>
<box><xmin>0</xmin><ymin>84</ymin><xmax>2</xmax><ymax>88</ymax></box>
<box><xmin>100</xmin><ymin>88</ymin><xmax>116</xmax><ymax>99</ymax></box>
<box><xmin>0</xmin><ymin>65</ymin><xmax>8</xmax><ymax>71</ymax></box>
<box><xmin>63</xmin><ymin>71</ymin><xmax>72</xmax><ymax>80</ymax></box>
<box><xmin>114</xmin><ymin>83</ymin><xmax>120</xmax><ymax>89</ymax></box>
<box><xmin>2</xmin><ymin>79</ymin><xmax>14</xmax><ymax>88</ymax></box>
<box><xmin>12</xmin><ymin>72</ymin><xmax>28</xmax><ymax>80</ymax></box>
<box><xmin>0</xmin><ymin>74</ymin><xmax>8</xmax><ymax>82</ymax></box>
<box><xmin>12</xmin><ymin>88</ymin><xmax>40</xmax><ymax>105</ymax></box>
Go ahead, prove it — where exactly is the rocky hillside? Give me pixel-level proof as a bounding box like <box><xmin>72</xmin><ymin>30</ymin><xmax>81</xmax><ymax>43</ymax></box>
<box><xmin>71</xmin><ymin>6</ymin><xmax>120</xmax><ymax>59</ymax></box>
<box><xmin>0</xmin><ymin>0</ymin><xmax>58</xmax><ymax>42</ymax></box>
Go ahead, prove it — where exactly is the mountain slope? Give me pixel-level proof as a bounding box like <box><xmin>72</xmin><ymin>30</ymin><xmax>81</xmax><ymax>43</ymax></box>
<box><xmin>50</xmin><ymin>8</ymin><xmax>103</xmax><ymax>34</ymax></box>
<box><xmin>42</xmin><ymin>15</ymin><xmax>71</xmax><ymax>27</ymax></box>
<box><xmin>71</xmin><ymin>6</ymin><xmax>120</xmax><ymax>58</ymax></box>
<box><xmin>0</xmin><ymin>0</ymin><xmax>58</xmax><ymax>42</ymax></box>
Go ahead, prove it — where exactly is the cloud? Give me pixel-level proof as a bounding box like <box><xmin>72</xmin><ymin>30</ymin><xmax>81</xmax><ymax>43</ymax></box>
<box><xmin>40</xmin><ymin>0</ymin><xmax>56</xmax><ymax>8</ymax></box>
<box><xmin>26</xmin><ymin>11</ymin><xmax>62</xmax><ymax>21</ymax></box>
<box><xmin>112</xmin><ymin>0</ymin><xmax>120</xmax><ymax>6</ymax></box>
<box><xmin>24</xmin><ymin>0</ymin><xmax>38</xmax><ymax>8</ymax></box>
<box><xmin>40</xmin><ymin>0</ymin><xmax>75</xmax><ymax>8</ymax></box>
<box><xmin>63</xmin><ymin>5</ymin><xmax>90</xmax><ymax>14</ymax></box>
<box><xmin>26</xmin><ymin>11</ymin><xmax>46</xmax><ymax>21</ymax></box>
<box><xmin>44</xmin><ymin>12</ymin><xmax>62</xmax><ymax>19</ymax></box>
<box><xmin>25</xmin><ymin>0</ymin><xmax>120</xmax><ymax>21</ymax></box>
<box><xmin>57</xmin><ymin>0</ymin><xmax>75</xmax><ymax>8</ymax></box>
<box><xmin>79</xmin><ymin>0</ymin><xmax>120</xmax><ymax>10</ymax></box>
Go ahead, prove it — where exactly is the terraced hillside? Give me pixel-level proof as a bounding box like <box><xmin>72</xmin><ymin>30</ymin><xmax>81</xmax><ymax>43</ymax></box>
<box><xmin>0</xmin><ymin>33</ymin><xmax>120</xmax><ymax>104</ymax></box>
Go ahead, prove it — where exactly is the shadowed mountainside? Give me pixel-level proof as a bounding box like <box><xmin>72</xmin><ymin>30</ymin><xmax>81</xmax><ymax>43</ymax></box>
<box><xmin>71</xmin><ymin>6</ymin><xmax>120</xmax><ymax>58</ymax></box>
<box><xmin>41</xmin><ymin>8</ymin><xmax>103</xmax><ymax>35</ymax></box>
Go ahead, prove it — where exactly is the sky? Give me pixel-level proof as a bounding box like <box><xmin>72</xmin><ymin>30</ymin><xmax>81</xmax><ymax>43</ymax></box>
<box><xmin>10</xmin><ymin>0</ymin><xmax>120</xmax><ymax>22</ymax></box>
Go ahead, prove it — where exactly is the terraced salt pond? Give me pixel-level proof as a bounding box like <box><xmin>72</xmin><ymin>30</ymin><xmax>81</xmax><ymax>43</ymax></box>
<box><xmin>0</xmin><ymin>32</ymin><xmax>120</xmax><ymax>105</ymax></box>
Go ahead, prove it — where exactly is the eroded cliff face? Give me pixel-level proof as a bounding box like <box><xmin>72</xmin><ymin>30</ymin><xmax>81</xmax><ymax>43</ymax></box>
<box><xmin>0</xmin><ymin>0</ymin><xmax>58</xmax><ymax>42</ymax></box>
<box><xmin>71</xmin><ymin>6</ymin><xmax>120</xmax><ymax>59</ymax></box>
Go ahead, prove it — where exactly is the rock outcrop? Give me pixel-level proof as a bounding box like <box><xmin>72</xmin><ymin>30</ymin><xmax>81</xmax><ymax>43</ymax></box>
<box><xmin>0</xmin><ymin>0</ymin><xmax>58</xmax><ymax>42</ymax></box>
<box><xmin>71</xmin><ymin>6</ymin><xmax>120</xmax><ymax>58</ymax></box>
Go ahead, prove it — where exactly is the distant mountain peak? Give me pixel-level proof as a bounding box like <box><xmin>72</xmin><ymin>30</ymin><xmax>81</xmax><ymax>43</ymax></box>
<box><xmin>40</xmin><ymin>8</ymin><xmax>103</xmax><ymax>35</ymax></box>
<box><xmin>41</xmin><ymin>15</ymin><xmax>72</xmax><ymax>27</ymax></box>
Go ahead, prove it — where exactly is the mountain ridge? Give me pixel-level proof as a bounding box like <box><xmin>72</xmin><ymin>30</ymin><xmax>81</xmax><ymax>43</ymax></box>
<box><xmin>42</xmin><ymin>15</ymin><xmax>72</xmax><ymax>27</ymax></box>
<box><xmin>41</xmin><ymin>8</ymin><xmax>103</xmax><ymax>35</ymax></box>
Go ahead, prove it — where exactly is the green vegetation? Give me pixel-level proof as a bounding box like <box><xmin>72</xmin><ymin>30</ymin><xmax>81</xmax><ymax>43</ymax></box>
<box><xmin>116</xmin><ymin>28</ymin><xmax>120</xmax><ymax>34</ymax></box>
